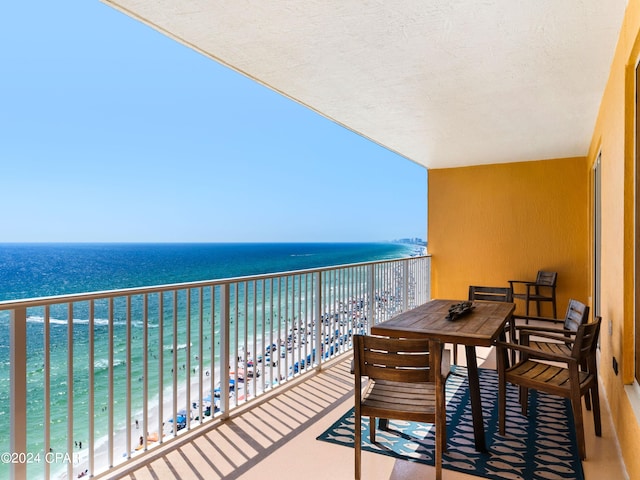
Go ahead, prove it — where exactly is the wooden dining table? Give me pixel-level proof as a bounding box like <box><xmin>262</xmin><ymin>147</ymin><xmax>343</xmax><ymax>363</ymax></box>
<box><xmin>370</xmin><ymin>298</ymin><xmax>515</xmax><ymax>452</ymax></box>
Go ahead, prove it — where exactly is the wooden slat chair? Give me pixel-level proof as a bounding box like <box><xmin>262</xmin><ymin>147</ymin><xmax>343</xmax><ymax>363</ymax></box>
<box><xmin>512</xmin><ymin>298</ymin><xmax>589</xmax><ymax>355</ymax></box>
<box><xmin>451</xmin><ymin>286</ymin><xmax>513</xmax><ymax>365</ymax></box>
<box><xmin>496</xmin><ymin>318</ymin><xmax>602</xmax><ymax>460</ymax></box>
<box><xmin>511</xmin><ymin>299</ymin><xmax>590</xmax><ymax>383</ymax></box>
<box><xmin>353</xmin><ymin>335</ymin><xmax>446</xmax><ymax>480</ymax></box>
<box><xmin>509</xmin><ymin>270</ymin><xmax>558</xmax><ymax>318</ymax></box>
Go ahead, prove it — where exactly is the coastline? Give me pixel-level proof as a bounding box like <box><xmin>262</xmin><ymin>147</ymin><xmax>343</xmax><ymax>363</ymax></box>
<box><xmin>68</xmin><ymin>347</ymin><xmax>302</xmax><ymax>479</ymax></box>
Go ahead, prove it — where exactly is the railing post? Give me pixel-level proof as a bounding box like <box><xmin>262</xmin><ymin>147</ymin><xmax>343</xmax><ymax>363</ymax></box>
<box><xmin>108</xmin><ymin>298</ymin><xmax>114</xmax><ymax>467</ymax></box>
<box><xmin>43</xmin><ymin>306</ymin><xmax>51</xmax><ymax>480</ymax></box>
<box><xmin>426</xmin><ymin>256</ymin><xmax>432</xmax><ymax>302</ymax></box>
<box><xmin>157</xmin><ymin>293</ymin><xmax>164</xmax><ymax>447</ymax></box>
<box><xmin>367</xmin><ymin>264</ymin><xmax>375</xmax><ymax>333</ymax></box>
<box><xmin>403</xmin><ymin>259</ymin><xmax>409</xmax><ymax>311</ymax></box>
<box><xmin>220</xmin><ymin>284</ymin><xmax>230</xmax><ymax>418</ymax></box>
<box><xmin>10</xmin><ymin>307</ymin><xmax>27</xmax><ymax>480</ymax></box>
<box><xmin>67</xmin><ymin>303</ymin><xmax>74</xmax><ymax>480</ymax></box>
<box><xmin>315</xmin><ymin>271</ymin><xmax>322</xmax><ymax>370</ymax></box>
<box><xmin>126</xmin><ymin>297</ymin><xmax>132</xmax><ymax>459</ymax></box>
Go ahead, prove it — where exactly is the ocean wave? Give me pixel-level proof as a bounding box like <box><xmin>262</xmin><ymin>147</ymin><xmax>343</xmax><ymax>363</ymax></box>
<box><xmin>94</xmin><ymin>358</ymin><xmax>127</xmax><ymax>371</ymax></box>
<box><xmin>26</xmin><ymin>315</ymin><xmax>158</xmax><ymax>328</ymax></box>
<box><xmin>163</xmin><ymin>343</ymin><xmax>192</xmax><ymax>352</ymax></box>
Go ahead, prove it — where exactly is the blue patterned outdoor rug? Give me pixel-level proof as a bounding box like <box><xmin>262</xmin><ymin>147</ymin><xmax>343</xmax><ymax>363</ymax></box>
<box><xmin>317</xmin><ymin>367</ymin><xmax>584</xmax><ymax>480</ymax></box>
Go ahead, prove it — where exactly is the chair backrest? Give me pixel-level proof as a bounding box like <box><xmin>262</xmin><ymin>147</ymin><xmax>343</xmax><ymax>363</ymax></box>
<box><xmin>536</xmin><ymin>270</ymin><xmax>558</xmax><ymax>287</ymax></box>
<box><xmin>353</xmin><ymin>335</ymin><xmax>440</xmax><ymax>384</ymax></box>
<box><xmin>571</xmin><ymin>317</ymin><xmax>601</xmax><ymax>364</ymax></box>
<box><xmin>468</xmin><ymin>285</ymin><xmax>513</xmax><ymax>303</ymax></box>
<box><xmin>563</xmin><ymin>299</ymin><xmax>590</xmax><ymax>332</ymax></box>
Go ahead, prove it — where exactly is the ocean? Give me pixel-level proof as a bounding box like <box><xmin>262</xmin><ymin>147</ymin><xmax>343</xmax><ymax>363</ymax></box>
<box><xmin>0</xmin><ymin>242</ymin><xmax>419</xmax><ymax>479</ymax></box>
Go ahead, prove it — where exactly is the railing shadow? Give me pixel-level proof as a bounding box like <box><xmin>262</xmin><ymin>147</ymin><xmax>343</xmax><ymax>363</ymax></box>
<box><xmin>102</xmin><ymin>357</ymin><xmax>355</xmax><ymax>480</ymax></box>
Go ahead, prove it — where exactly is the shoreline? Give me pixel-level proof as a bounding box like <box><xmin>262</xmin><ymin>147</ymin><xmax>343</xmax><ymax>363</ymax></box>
<box><xmin>67</xmin><ymin>365</ymin><xmax>223</xmax><ymax>479</ymax></box>
<box><xmin>67</xmin><ymin>347</ymin><xmax>304</xmax><ymax>479</ymax></box>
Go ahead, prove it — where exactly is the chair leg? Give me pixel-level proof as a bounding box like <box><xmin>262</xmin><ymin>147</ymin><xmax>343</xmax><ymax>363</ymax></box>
<box><xmin>570</xmin><ymin>390</ymin><xmax>587</xmax><ymax>460</ymax></box>
<box><xmin>591</xmin><ymin>381</ymin><xmax>602</xmax><ymax>437</ymax></box>
<box><xmin>519</xmin><ymin>386</ymin><xmax>529</xmax><ymax>416</ymax></box>
<box><xmin>508</xmin><ymin>323</ymin><xmax>516</xmax><ymax>365</ymax></box>
<box><xmin>498</xmin><ymin>374</ymin><xmax>506</xmax><ymax>436</ymax></box>
<box><xmin>369</xmin><ymin>416</ymin><xmax>376</xmax><ymax>443</ymax></box>
<box><xmin>435</xmin><ymin>382</ymin><xmax>446</xmax><ymax>480</ymax></box>
<box><xmin>453</xmin><ymin>343</ymin><xmax>458</xmax><ymax>365</ymax></box>
<box><xmin>579</xmin><ymin>359</ymin><xmax>592</xmax><ymax>411</ymax></box>
<box><xmin>534</xmin><ymin>285</ymin><xmax>541</xmax><ymax>316</ymax></box>
<box><xmin>355</xmin><ymin>410</ymin><xmax>362</xmax><ymax>479</ymax></box>
<box><xmin>435</xmin><ymin>422</ymin><xmax>443</xmax><ymax>480</ymax></box>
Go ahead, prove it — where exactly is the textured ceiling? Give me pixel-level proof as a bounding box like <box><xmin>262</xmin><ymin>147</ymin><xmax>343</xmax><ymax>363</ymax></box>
<box><xmin>103</xmin><ymin>0</ymin><xmax>627</xmax><ymax>169</ymax></box>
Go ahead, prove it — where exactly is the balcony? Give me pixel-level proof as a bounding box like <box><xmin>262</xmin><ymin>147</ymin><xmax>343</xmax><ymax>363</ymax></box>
<box><xmin>102</xmin><ymin>350</ymin><xmax>625</xmax><ymax>480</ymax></box>
<box><xmin>1</xmin><ymin>255</ymin><xmax>628</xmax><ymax>479</ymax></box>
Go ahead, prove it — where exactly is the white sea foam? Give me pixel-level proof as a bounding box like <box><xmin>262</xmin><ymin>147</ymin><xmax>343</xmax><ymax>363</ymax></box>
<box><xmin>26</xmin><ymin>315</ymin><xmax>157</xmax><ymax>328</ymax></box>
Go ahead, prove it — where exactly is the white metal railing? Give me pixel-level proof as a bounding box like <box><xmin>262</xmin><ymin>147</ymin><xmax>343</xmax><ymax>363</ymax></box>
<box><xmin>0</xmin><ymin>255</ymin><xmax>430</xmax><ymax>480</ymax></box>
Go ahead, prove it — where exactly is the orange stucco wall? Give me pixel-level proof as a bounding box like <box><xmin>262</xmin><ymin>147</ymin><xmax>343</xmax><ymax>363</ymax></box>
<box><xmin>586</xmin><ymin>1</ymin><xmax>640</xmax><ymax>478</ymax></box>
<box><xmin>428</xmin><ymin>157</ymin><xmax>590</xmax><ymax>314</ymax></box>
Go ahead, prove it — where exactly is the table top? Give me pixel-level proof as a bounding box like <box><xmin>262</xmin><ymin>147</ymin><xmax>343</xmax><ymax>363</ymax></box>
<box><xmin>370</xmin><ymin>299</ymin><xmax>515</xmax><ymax>347</ymax></box>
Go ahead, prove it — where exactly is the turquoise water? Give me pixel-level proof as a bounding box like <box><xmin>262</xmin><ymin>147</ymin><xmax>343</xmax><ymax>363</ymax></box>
<box><xmin>0</xmin><ymin>242</ymin><xmax>418</xmax><ymax>479</ymax></box>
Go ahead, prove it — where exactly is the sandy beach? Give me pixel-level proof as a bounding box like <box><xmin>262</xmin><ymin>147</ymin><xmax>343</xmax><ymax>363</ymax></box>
<box><xmin>67</xmin><ymin>344</ymin><xmax>310</xmax><ymax>479</ymax></box>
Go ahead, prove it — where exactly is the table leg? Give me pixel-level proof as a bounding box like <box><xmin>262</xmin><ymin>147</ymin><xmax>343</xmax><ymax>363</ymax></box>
<box><xmin>464</xmin><ymin>345</ymin><xmax>487</xmax><ymax>452</ymax></box>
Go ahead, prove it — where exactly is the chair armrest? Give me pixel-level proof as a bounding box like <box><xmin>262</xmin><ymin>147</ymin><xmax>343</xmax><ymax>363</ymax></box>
<box><xmin>512</xmin><ymin>314</ymin><xmax>563</xmax><ymax>324</ymax></box>
<box><xmin>518</xmin><ymin>329</ymin><xmax>576</xmax><ymax>345</ymax></box>
<box><xmin>495</xmin><ymin>340</ymin><xmax>575</xmax><ymax>364</ymax></box>
<box><xmin>514</xmin><ymin>325</ymin><xmax>575</xmax><ymax>335</ymax></box>
<box><xmin>508</xmin><ymin>280</ymin><xmax>533</xmax><ymax>286</ymax></box>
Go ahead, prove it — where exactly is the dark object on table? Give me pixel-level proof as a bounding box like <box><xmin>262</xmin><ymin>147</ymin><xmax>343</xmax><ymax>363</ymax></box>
<box><xmin>446</xmin><ymin>301</ymin><xmax>474</xmax><ymax>321</ymax></box>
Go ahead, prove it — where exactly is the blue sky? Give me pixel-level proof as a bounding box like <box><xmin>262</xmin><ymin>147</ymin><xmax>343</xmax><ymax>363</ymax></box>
<box><xmin>1</xmin><ymin>1</ymin><xmax>427</xmax><ymax>243</ymax></box>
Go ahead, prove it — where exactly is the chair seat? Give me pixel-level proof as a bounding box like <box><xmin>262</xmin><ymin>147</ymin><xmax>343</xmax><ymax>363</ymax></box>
<box><xmin>528</xmin><ymin>340</ymin><xmax>572</xmax><ymax>356</ymax></box>
<box><xmin>506</xmin><ymin>359</ymin><xmax>593</xmax><ymax>393</ymax></box>
<box><xmin>362</xmin><ymin>380</ymin><xmax>438</xmax><ymax>419</ymax></box>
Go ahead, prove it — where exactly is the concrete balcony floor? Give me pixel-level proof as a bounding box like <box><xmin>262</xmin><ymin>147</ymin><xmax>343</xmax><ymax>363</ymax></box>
<box><xmin>104</xmin><ymin>347</ymin><xmax>627</xmax><ymax>480</ymax></box>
